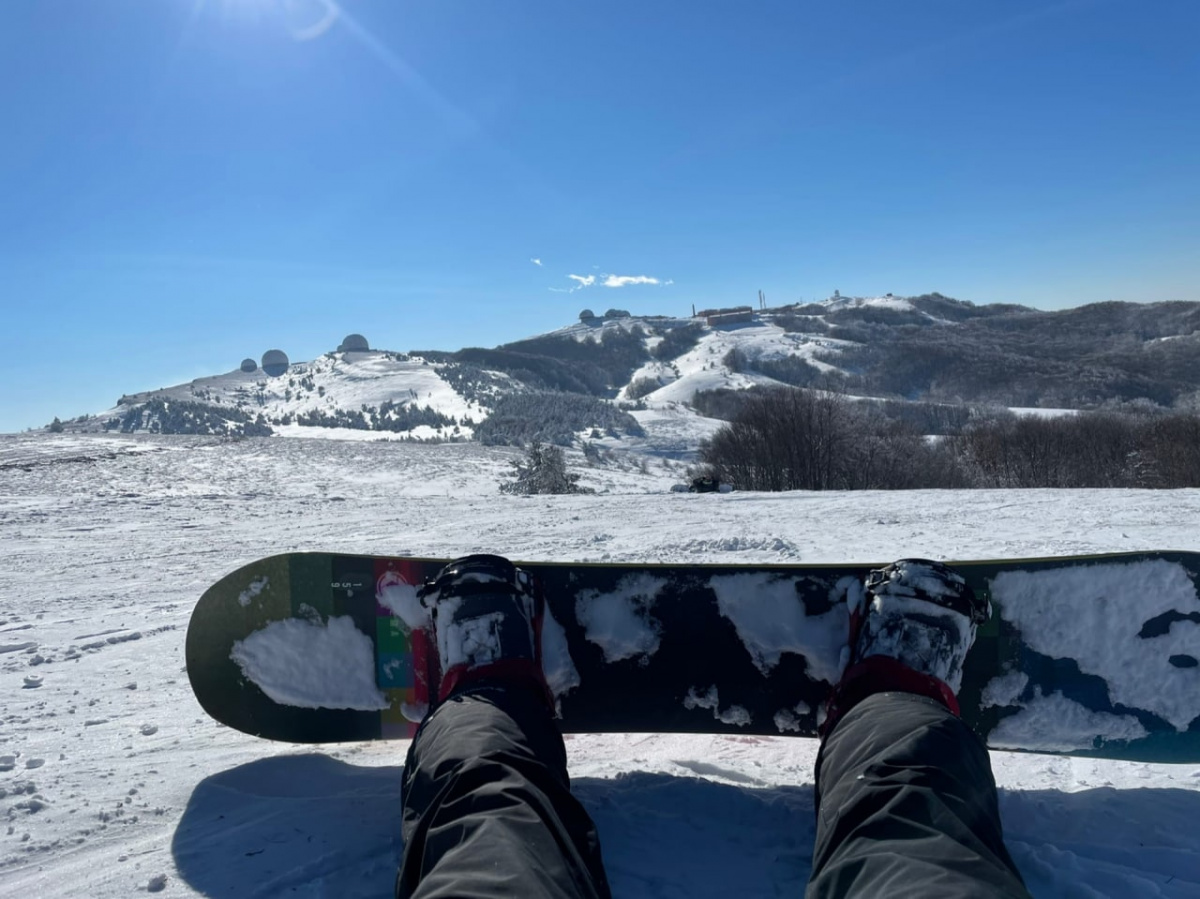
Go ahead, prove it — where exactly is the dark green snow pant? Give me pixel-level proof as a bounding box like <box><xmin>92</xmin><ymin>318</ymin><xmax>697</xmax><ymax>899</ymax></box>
<box><xmin>397</xmin><ymin>687</ymin><xmax>1029</xmax><ymax>898</ymax></box>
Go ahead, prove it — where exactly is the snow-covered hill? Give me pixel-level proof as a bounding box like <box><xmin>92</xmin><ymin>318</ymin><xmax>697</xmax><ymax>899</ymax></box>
<box><xmin>98</xmin><ymin>350</ymin><xmax>493</xmax><ymax>442</ymax></box>
<box><xmin>61</xmin><ymin>311</ymin><xmax>838</xmax><ymax>451</ymax></box>
<box><xmin>622</xmin><ymin>320</ymin><xmax>845</xmax><ymax>405</ymax></box>
<box><xmin>42</xmin><ymin>295</ymin><xmax>1200</xmax><ymax>455</ymax></box>
<box><xmin>41</xmin><ymin>297</ymin><xmax>952</xmax><ymax>444</ymax></box>
<box><xmin>2</xmin><ymin>431</ymin><xmax>1199</xmax><ymax>897</ymax></box>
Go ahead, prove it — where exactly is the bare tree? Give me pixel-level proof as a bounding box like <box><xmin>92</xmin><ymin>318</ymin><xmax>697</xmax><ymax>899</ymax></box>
<box><xmin>702</xmin><ymin>389</ymin><xmax>861</xmax><ymax>490</ymax></box>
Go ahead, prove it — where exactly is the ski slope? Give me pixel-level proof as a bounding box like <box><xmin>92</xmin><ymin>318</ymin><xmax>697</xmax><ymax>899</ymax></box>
<box><xmin>624</xmin><ymin>322</ymin><xmax>847</xmax><ymax>406</ymax></box>
<box><xmin>90</xmin><ymin>351</ymin><xmax>490</xmax><ymax>441</ymax></box>
<box><xmin>2</xmin><ymin>432</ymin><xmax>1199</xmax><ymax>897</ymax></box>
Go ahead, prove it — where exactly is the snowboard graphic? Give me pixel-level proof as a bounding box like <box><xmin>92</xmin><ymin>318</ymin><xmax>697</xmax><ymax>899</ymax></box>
<box><xmin>186</xmin><ymin>552</ymin><xmax>1200</xmax><ymax>762</ymax></box>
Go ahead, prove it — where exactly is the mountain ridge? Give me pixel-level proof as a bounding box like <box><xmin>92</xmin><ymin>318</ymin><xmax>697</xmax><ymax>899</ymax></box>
<box><xmin>42</xmin><ymin>295</ymin><xmax>1200</xmax><ymax>446</ymax></box>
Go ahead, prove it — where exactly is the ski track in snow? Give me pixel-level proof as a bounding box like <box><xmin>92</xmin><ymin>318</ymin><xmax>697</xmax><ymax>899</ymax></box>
<box><xmin>2</xmin><ymin>432</ymin><xmax>1200</xmax><ymax>897</ymax></box>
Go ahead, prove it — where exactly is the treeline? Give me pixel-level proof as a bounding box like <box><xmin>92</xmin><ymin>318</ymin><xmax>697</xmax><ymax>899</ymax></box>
<box><xmin>437</xmin><ymin>363</ymin><xmax>513</xmax><ymax>405</ymax></box>
<box><xmin>700</xmin><ymin>390</ymin><xmax>944</xmax><ymax>490</ymax></box>
<box><xmin>650</xmin><ymin>323</ymin><xmax>704</xmax><ymax>361</ymax></box>
<box><xmin>700</xmin><ymin>387</ymin><xmax>1200</xmax><ymax>490</ymax></box>
<box><xmin>289</xmin><ymin>402</ymin><xmax>457</xmax><ymax>433</ymax></box>
<box><xmin>417</xmin><ymin>328</ymin><xmax>652</xmax><ymax>397</ymax></box>
<box><xmin>958</xmin><ymin>412</ymin><xmax>1200</xmax><ymax>488</ymax></box>
<box><xmin>475</xmin><ymin>392</ymin><xmax>646</xmax><ymax>446</ymax></box>
<box><xmin>105</xmin><ymin>400</ymin><xmax>273</xmax><ymax>437</ymax></box>
<box><xmin>692</xmin><ymin>387</ymin><xmax>979</xmax><ymax>435</ymax></box>
<box><xmin>818</xmin><ymin>301</ymin><xmax>1200</xmax><ymax>409</ymax></box>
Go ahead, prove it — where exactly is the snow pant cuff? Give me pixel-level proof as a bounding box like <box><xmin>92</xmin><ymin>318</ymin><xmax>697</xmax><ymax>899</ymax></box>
<box><xmin>439</xmin><ymin>660</ymin><xmax>557</xmax><ymax>712</ymax></box>
<box><xmin>821</xmin><ymin>655</ymin><xmax>959</xmax><ymax>738</ymax></box>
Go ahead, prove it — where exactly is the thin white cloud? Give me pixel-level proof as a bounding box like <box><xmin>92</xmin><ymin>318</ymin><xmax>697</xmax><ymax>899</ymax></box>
<box><xmin>531</xmin><ymin>258</ymin><xmax>543</xmax><ymax>267</ymax></box>
<box><xmin>603</xmin><ymin>275</ymin><xmax>661</xmax><ymax>288</ymax></box>
<box><xmin>551</xmin><ymin>270</ymin><xmax>671</xmax><ymax>293</ymax></box>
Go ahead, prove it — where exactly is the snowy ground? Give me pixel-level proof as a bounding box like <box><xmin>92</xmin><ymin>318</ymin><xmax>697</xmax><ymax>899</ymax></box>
<box><xmin>2</xmin><ymin>433</ymin><xmax>1200</xmax><ymax>897</ymax></box>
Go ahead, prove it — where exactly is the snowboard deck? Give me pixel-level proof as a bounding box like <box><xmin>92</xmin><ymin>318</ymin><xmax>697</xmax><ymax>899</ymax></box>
<box><xmin>186</xmin><ymin>551</ymin><xmax>1200</xmax><ymax>762</ymax></box>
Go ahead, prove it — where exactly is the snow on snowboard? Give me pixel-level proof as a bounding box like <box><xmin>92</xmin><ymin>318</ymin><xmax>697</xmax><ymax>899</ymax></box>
<box><xmin>186</xmin><ymin>551</ymin><xmax>1200</xmax><ymax>762</ymax></box>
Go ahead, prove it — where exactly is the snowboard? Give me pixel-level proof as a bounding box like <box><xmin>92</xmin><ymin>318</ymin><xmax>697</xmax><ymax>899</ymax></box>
<box><xmin>186</xmin><ymin>551</ymin><xmax>1200</xmax><ymax>763</ymax></box>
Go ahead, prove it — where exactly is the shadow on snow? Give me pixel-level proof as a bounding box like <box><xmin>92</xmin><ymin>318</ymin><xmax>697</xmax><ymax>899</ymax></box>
<box><xmin>171</xmin><ymin>754</ymin><xmax>1200</xmax><ymax>898</ymax></box>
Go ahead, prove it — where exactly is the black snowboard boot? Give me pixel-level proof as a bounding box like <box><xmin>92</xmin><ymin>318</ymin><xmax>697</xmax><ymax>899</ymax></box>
<box><xmin>822</xmin><ymin>559</ymin><xmax>990</xmax><ymax>737</ymax></box>
<box><xmin>418</xmin><ymin>554</ymin><xmax>553</xmax><ymax>709</ymax></box>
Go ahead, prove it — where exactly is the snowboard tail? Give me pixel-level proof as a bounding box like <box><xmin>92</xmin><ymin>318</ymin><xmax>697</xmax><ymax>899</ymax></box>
<box><xmin>186</xmin><ymin>551</ymin><xmax>1200</xmax><ymax>762</ymax></box>
<box><xmin>187</xmin><ymin>554</ymin><xmax>435</xmax><ymax>742</ymax></box>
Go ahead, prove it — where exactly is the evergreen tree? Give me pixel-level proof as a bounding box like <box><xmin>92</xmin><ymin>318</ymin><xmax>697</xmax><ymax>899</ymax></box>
<box><xmin>500</xmin><ymin>442</ymin><xmax>594</xmax><ymax>495</ymax></box>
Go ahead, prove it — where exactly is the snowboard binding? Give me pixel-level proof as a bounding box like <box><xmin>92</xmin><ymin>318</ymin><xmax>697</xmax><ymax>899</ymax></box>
<box><xmin>823</xmin><ymin>559</ymin><xmax>989</xmax><ymax>737</ymax></box>
<box><xmin>863</xmin><ymin>559</ymin><xmax>990</xmax><ymax>625</ymax></box>
<box><xmin>418</xmin><ymin>554</ymin><xmax>553</xmax><ymax>710</ymax></box>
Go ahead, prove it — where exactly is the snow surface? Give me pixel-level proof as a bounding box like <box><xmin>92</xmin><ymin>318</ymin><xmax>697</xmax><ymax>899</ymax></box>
<box><xmin>822</xmin><ymin>294</ymin><xmax>917</xmax><ymax>313</ymax></box>
<box><xmin>1008</xmin><ymin>407</ymin><xmax>1081</xmax><ymax>419</ymax></box>
<box><xmin>3</xmin><ymin>432</ymin><xmax>1200</xmax><ymax>897</ymax></box>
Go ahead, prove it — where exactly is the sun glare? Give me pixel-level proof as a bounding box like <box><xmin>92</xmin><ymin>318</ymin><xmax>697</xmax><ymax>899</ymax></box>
<box><xmin>202</xmin><ymin>0</ymin><xmax>340</xmax><ymax>41</ymax></box>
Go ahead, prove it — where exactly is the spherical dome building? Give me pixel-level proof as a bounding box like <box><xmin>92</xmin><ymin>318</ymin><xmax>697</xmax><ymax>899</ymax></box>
<box><xmin>261</xmin><ymin>349</ymin><xmax>290</xmax><ymax>377</ymax></box>
<box><xmin>339</xmin><ymin>333</ymin><xmax>370</xmax><ymax>353</ymax></box>
<box><xmin>240</xmin><ymin>358</ymin><xmax>258</xmax><ymax>373</ymax></box>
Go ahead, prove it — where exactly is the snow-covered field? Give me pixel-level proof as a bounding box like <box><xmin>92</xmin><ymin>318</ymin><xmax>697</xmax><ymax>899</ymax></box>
<box><xmin>2</xmin><ymin>433</ymin><xmax>1200</xmax><ymax>897</ymax></box>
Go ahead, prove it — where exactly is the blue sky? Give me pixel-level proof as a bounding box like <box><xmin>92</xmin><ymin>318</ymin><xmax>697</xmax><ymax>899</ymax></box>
<box><xmin>2</xmin><ymin>0</ymin><xmax>1198</xmax><ymax>432</ymax></box>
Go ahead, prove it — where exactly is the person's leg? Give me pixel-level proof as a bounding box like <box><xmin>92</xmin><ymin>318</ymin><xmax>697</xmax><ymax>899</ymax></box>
<box><xmin>807</xmin><ymin>560</ymin><xmax>1030</xmax><ymax>898</ymax></box>
<box><xmin>397</xmin><ymin>684</ymin><xmax>611</xmax><ymax>899</ymax></box>
<box><xmin>395</xmin><ymin>555</ymin><xmax>611</xmax><ymax>899</ymax></box>
<box><xmin>807</xmin><ymin>691</ymin><xmax>1029</xmax><ymax>898</ymax></box>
